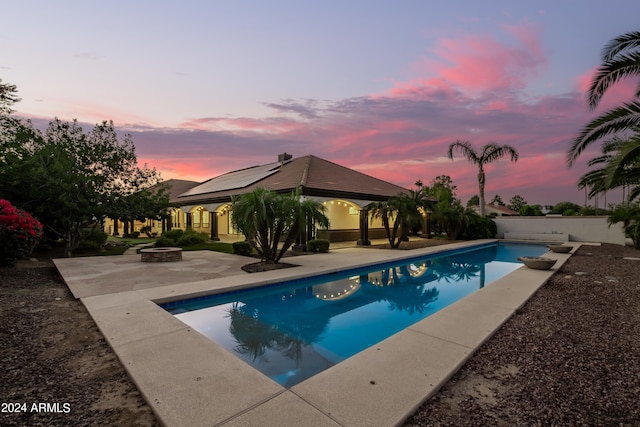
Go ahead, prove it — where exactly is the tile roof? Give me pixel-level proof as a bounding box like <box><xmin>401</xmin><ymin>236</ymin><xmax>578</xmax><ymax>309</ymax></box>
<box><xmin>171</xmin><ymin>155</ymin><xmax>409</xmax><ymax>204</ymax></box>
<box><xmin>159</xmin><ymin>179</ymin><xmax>201</xmax><ymax>199</ymax></box>
<box><xmin>479</xmin><ymin>204</ymin><xmax>520</xmax><ymax>216</ymax></box>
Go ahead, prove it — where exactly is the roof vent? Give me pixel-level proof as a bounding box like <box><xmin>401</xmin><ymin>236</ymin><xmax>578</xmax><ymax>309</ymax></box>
<box><xmin>278</xmin><ymin>152</ymin><xmax>293</xmax><ymax>162</ymax></box>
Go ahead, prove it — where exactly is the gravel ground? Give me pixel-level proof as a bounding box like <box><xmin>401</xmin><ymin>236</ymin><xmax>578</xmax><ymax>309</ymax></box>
<box><xmin>405</xmin><ymin>243</ymin><xmax>640</xmax><ymax>426</ymax></box>
<box><xmin>0</xmin><ymin>264</ymin><xmax>158</xmax><ymax>427</ymax></box>
<box><xmin>1</xmin><ymin>242</ymin><xmax>638</xmax><ymax>426</ymax></box>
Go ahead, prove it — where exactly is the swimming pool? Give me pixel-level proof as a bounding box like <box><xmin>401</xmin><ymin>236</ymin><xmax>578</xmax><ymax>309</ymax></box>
<box><xmin>162</xmin><ymin>242</ymin><xmax>546</xmax><ymax>387</ymax></box>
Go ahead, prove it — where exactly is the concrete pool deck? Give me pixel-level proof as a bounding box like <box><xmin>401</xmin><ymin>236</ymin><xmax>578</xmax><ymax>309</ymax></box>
<box><xmin>53</xmin><ymin>240</ymin><xmax>578</xmax><ymax>427</ymax></box>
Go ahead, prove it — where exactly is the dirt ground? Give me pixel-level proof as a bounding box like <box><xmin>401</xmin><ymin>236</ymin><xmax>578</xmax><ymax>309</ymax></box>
<box><xmin>1</xmin><ymin>241</ymin><xmax>639</xmax><ymax>426</ymax></box>
<box><xmin>0</xmin><ymin>262</ymin><xmax>158</xmax><ymax>427</ymax></box>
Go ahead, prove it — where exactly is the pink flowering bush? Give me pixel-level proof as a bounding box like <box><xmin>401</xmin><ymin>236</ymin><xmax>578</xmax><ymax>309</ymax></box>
<box><xmin>0</xmin><ymin>199</ymin><xmax>44</xmax><ymax>267</ymax></box>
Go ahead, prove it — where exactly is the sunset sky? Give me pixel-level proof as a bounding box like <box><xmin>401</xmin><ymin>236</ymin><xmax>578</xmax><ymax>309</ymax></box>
<box><xmin>3</xmin><ymin>1</ymin><xmax>640</xmax><ymax>205</ymax></box>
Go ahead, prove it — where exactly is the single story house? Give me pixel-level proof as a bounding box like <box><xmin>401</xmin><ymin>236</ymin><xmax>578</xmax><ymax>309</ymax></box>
<box><xmin>108</xmin><ymin>153</ymin><xmax>425</xmax><ymax>245</ymax></box>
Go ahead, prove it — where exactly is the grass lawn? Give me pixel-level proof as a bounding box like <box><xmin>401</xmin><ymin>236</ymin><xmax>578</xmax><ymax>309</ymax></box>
<box><xmin>181</xmin><ymin>241</ymin><xmax>235</xmax><ymax>254</ymax></box>
<box><xmin>107</xmin><ymin>236</ymin><xmax>157</xmax><ymax>245</ymax></box>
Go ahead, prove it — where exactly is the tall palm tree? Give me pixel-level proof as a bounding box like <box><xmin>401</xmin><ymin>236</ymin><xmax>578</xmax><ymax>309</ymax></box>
<box><xmin>568</xmin><ymin>31</ymin><xmax>640</xmax><ymax>169</ymax></box>
<box><xmin>447</xmin><ymin>141</ymin><xmax>519</xmax><ymax>216</ymax></box>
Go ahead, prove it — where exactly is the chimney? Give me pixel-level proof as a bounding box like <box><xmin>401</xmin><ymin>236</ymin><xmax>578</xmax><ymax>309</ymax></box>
<box><xmin>278</xmin><ymin>152</ymin><xmax>293</xmax><ymax>162</ymax></box>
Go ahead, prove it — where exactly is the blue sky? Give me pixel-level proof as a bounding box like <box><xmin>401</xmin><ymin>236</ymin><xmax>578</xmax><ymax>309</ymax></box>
<box><xmin>3</xmin><ymin>1</ymin><xmax>640</xmax><ymax>205</ymax></box>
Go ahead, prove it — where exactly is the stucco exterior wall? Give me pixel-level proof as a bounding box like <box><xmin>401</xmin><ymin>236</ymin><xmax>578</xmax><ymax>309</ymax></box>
<box><xmin>323</xmin><ymin>201</ymin><xmax>359</xmax><ymax>229</ymax></box>
<box><xmin>494</xmin><ymin>216</ymin><xmax>626</xmax><ymax>245</ymax></box>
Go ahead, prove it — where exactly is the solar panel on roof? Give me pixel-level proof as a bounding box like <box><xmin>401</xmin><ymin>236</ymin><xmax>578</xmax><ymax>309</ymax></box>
<box><xmin>178</xmin><ymin>161</ymin><xmax>284</xmax><ymax>197</ymax></box>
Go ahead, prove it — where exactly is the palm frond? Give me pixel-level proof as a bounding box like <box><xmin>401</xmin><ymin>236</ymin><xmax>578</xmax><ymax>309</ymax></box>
<box><xmin>568</xmin><ymin>101</ymin><xmax>640</xmax><ymax>165</ymax></box>
<box><xmin>481</xmin><ymin>143</ymin><xmax>519</xmax><ymax>163</ymax></box>
<box><xmin>588</xmin><ymin>51</ymin><xmax>640</xmax><ymax>109</ymax></box>
<box><xmin>447</xmin><ymin>140</ymin><xmax>479</xmax><ymax>163</ymax></box>
<box><xmin>602</xmin><ymin>31</ymin><xmax>640</xmax><ymax>62</ymax></box>
<box><xmin>587</xmin><ymin>154</ymin><xmax>613</xmax><ymax>167</ymax></box>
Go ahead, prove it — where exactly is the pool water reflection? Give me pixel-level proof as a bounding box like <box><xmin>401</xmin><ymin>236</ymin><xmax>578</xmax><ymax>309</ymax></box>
<box><xmin>163</xmin><ymin>242</ymin><xmax>546</xmax><ymax>387</ymax></box>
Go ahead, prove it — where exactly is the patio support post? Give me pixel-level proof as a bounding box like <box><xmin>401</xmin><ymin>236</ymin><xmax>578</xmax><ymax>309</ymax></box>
<box><xmin>357</xmin><ymin>209</ymin><xmax>370</xmax><ymax>246</ymax></box>
<box><xmin>113</xmin><ymin>219</ymin><xmax>119</xmax><ymax>236</ymax></box>
<box><xmin>422</xmin><ymin>212</ymin><xmax>431</xmax><ymax>239</ymax></box>
<box><xmin>307</xmin><ymin>216</ymin><xmax>314</xmax><ymax>241</ymax></box>
<box><xmin>210</xmin><ymin>212</ymin><xmax>220</xmax><ymax>241</ymax></box>
<box><xmin>186</xmin><ymin>212</ymin><xmax>192</xmax><ymax>229</ymax></box>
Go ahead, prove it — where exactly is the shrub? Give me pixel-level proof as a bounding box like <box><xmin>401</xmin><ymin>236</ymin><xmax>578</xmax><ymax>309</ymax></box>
<box><xmin>608</xmin><ymin>203</ymin><xmax>640</xmax><ymax>249</ymax></box>
<box><xmin>232</xmin><ymin>241</ymin><xmax>252</xmax><ymax>256</ymax></box>
<box><xmin>155</xmin><ymin>236</ymin><xmax>176</xmax><ymax>247</ymax></box>
<box><xmin>156</xmin><ymin>229</ymin><xmax>208</xmax><ymax>247</ymax></box>
<box><xmin>460</xmin><ymin>215</ymin><xmax>497</xmax><ymax>240</ymax></box>
<box><xmin>162</xmin><ymin>229</ymin><xmax>184</xmax><ymax>242</ymax></box>
<box><xmin>307</xmin><ymin>239</ymin><xmax>330</xmax><ymax>253</ymax></box>
<box><xmin>0</xmin><ymin>199</ymin><xmax>44</xmax><ymax>267</ymax></box>
<box><xmin>79</xmin><ymin>227</ymin><xmax>108</xmax><ymax>250</ymax></box>
<box><xmin>177</xmin><ymin>230</ymin><xmax>208</xmax><ymax>246</ymax></box>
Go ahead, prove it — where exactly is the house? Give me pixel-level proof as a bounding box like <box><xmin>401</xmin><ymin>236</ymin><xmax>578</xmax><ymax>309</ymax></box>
<box><xmin>114</xmin><ymin>153</ymin><xmax>421</xmax><ymax>245</ymax></box>
<box><xmin>104</xmin><ymin>178</ymin><xmax>200</xmax><ymax>237</ymax></box>
<box><xmin>472</xmin><ymin>203</ymin><xmax>520</xmax><ymax>216</ymax></box>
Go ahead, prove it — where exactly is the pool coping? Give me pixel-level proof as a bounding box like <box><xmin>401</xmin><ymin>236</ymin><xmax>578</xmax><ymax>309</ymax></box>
<box><xmin>55</xmin><ymin>240</ymin><xmax>578</xmax><ymax>427</ymax></box>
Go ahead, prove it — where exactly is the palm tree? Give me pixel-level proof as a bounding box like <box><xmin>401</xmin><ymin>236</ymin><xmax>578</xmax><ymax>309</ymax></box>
<box><xmin>578</xmin><ymin>137</ymin><xmax>640</xmax><ymax>203</ymax></box>
<box><xmin>447</xmin><ymin>141</ymin><xmax>519</xmax><ymax>216</ymax></box>
<box><xmin>366</xmin><ymin>191</ymin><xmax>427</xmax><ymax>248</ymax></box>
<box><xmin>231</xmin><ymin>187</ymin><xmax>329</xmax><ymax>264</ymax></box>
<box><xmin>568</xmin><ymin>31</ymin><xmax>640</xmax><ymax>174</ymax></box>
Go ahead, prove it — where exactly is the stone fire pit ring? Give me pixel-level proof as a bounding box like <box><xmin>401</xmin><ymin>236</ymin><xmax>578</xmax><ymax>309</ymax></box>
<box><xmin>518</xmin><ymin>256</ymin><xmax>557</xmax><ymax>270</ymax></box>
<box><xmin>140</xmin><ymin>247</ymin><xmax>183</xmax><ymax>262</ymax></box>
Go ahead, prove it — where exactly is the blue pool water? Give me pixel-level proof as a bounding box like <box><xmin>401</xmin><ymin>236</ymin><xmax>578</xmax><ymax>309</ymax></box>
<box><xmin>162</xmin><ymin>242</ymin><xmax>546</xmax><ymax>387</ymax></box>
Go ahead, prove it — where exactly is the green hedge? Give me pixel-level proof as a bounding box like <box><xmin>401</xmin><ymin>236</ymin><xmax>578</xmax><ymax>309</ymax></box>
<box><xmin>307</xmin><ymin>239</ymin><xmax>330</xmax><ymax>253</ymax></box>
<box><xmin>232</xmin><ymin>241</ymin><xmax>252</xmax><ymax>256</ymax></box>
<box><xmin>156</xmin><ymin>229</ymin><xmax>208</xmax><ymax>248</ymax></box>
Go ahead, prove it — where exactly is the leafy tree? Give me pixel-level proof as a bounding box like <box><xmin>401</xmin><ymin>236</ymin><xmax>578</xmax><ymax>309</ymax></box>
<box><xmin>447</xmin><ymin>140</ymin><xmax>519</xmax><ymax>216</ymax></box>
<box><xmin>467</xmin><ymin>195</ymin><xmax>479</xmax><ymax>207</ymax></box>
<box><xmin>519</xmin><ymin>204</ymin><xmax>543</xmax><ymax>216</ymax></box>
<box><xmin>568</xmin><ymin>31</ymin><xmax>640</xmax><ymax>201</ymax></box>
<box><xmin>0</xmin><ymin>116</ymin><xmax>166</xmax><ymax>256</ymax></box>
<box><xmin>231</xmin><ymin>188</ymin><xmax>329</xmax><ymax>264</ymax></box>
<box><xmin>550</xmin><ymin>201</ymin><xmax>582</xmax><ymax>216</ymax></box>
<box><xmin>423</xmin><ymin>175</ymin><xmax>474</xmax><ymax>240</ymax></box>
<box><xmin>0</xmin><ymin>78</ymin><xmax>20</xmax><ymax>114</ymax></box>
<box><xmin>508</xmin><ymin>195</ymin><xmax>527</xmax><ymax>212</ymax></box>
<box><xmin>490</xmin><ymin>194</ymin><xmax>505</xmax><ymax>206</ymax></box>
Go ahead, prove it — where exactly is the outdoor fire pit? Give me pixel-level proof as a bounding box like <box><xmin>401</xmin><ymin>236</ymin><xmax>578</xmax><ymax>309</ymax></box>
<box><xmin>518</xmin><ymin>256</ymin><xmax>557</xmax><ymax>270</ymax></box>
<box><xmin>140</xmin><ymin>247</ymin><xmax>182</xmax><ymax>262</ymax></box>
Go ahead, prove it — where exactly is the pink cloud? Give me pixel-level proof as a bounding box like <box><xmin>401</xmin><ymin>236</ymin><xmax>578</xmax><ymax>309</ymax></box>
<box><xmin>388</xmin><ymin>23</ymin><xmax>546</xmax><ymax>100</ymax></box>
<box><xmin>178</xmin><ymin>116</ymin><xmax>305</xmax><ymax>134</ymax></box>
